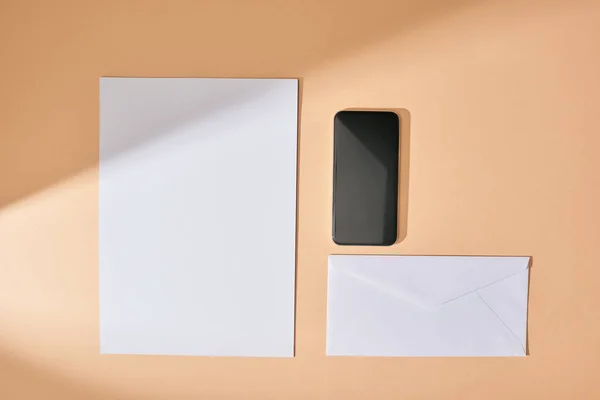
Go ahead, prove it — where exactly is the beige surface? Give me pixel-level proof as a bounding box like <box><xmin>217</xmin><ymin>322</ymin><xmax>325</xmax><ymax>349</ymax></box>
<box><xmin>1</xmin><ymin>0</ymin><xmax>600</xmax><ymax>398</ymax></box>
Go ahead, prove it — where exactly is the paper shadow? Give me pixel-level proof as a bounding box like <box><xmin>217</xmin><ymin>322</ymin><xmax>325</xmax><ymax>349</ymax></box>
<box><xmin>293</xmin><ymin>78</ymin><xmax>304</xmax><ymax>357</ymax></box>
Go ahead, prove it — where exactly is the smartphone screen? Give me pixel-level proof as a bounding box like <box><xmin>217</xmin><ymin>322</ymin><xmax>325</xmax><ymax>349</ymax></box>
<box><xmin>332</xmin><ymin>110</ymin><xmax>400</xmax><ymax>246</ymax></box>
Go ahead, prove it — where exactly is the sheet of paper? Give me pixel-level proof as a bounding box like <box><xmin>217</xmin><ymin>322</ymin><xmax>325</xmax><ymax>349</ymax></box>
<box><xmin>327</xmin><ymin>255</ymin><xmax>530</xmax><ymax>357</ymax></box>
<box><xmin>99</xmin><ymin>78</ymin><xmax>298</xmax><ymax>357</ymax></box>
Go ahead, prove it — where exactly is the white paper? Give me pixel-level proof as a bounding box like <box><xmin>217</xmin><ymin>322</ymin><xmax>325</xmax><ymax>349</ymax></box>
<box><xmin>99</xmin><ymin>78</ymin><xmax>298</xmax><ymax>357</ymax></box>
<box><xmin>327</xmin><ymin>255</ymin><xmax>530</xmax><ymax>357</ymax></box>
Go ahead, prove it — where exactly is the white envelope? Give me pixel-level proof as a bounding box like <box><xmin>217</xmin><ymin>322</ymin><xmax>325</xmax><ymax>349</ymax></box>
<box><xmin>327</xmin><ymin>255</ymin><xmax>530</xmax><ymax>357</ymax></box>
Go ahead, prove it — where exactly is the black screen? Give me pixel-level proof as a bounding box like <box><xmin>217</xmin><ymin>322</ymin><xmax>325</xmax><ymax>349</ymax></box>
<box><xmin>332</xmin><ymin>111</ymin><xmax>400</xmax><ymax>246</ymax></box>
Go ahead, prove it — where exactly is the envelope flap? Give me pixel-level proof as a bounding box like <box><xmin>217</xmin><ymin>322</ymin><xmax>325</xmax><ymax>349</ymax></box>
<box><xmin>329</xmin><ymin>255</ymin><xmax>530</xmax><ymax>307</ymax></box>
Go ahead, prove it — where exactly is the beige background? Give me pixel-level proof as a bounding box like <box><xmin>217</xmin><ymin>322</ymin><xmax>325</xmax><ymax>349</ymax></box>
<box><xmin>1</xmin><ymin>0</ymin><xmax>600</xmax><ymax>398</ymax></box>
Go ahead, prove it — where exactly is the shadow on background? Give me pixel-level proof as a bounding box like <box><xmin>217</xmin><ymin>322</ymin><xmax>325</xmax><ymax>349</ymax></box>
<box><xmin>0</xmin><ymin>0</ymin><xmax>478</xmax><ymax>210</ymax></box>
<box><xmin>397</xmin><ymin>109</ymin><xmax>411</xmax><ymax>244</ymax></box>
<box><xmin>0</xmin><ymin>0</ymin><xmax>491</xmax><ymax>398</ymax></box>
<box><xmin>293</xmin><ymin>78</ymin><xmax>304</xmax><ymax>357</ymax></box>
<box><xmin>0</xmin><ymin>350</ymin><xmax>125</xmax><ymax>400</ymax></box>
<box><xmin>526</xmin><ymin>257</ymin><xmax>533</xmax><ymax>356</ymax></box>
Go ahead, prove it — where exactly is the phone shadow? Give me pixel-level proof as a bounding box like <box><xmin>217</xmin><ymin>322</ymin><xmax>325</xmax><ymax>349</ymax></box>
<box><xmin>395</xmin><ymin>108</ymin><xmax>411</xmax><ymax>245</ymax></box>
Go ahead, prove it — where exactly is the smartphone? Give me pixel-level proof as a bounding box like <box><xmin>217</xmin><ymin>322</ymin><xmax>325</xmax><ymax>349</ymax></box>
<box><xmin>332</xmin><ymin>110</ymin><xmax>400</xmax><ymax>246</ymax></box>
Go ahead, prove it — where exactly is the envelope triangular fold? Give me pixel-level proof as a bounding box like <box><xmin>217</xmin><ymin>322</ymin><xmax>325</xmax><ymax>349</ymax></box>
<box><xmin>327</xmin><ymin>255</ymin><xmax>530</xmax><ymax>357</ymax></box>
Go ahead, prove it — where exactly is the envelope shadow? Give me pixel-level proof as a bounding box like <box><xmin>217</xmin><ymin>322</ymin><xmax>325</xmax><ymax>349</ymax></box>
<box><xmin>526</xmin><ymin>257</ymin><xmax>533</xmax><ymax>356</ymax></box>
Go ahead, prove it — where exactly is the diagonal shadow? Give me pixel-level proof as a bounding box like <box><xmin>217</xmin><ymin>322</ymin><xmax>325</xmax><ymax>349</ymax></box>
<box><xmin>0</xmin><ymin>0</ymin><xmax>490</xmax><ymax>396</ymax></box>
<box><xmin>99</xmin><ymin>77</ymin><xmax>285</xmax><ymax>163</ymax></box>
<box><xmin>0</xmin><ymin>350</ymin><xmax>129</xmax><ymax>400</ymax></box>
<box><xmin>0</xmin><ymin>0</ymin><xmax>479</xmax><ymax>210</ymax></box>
